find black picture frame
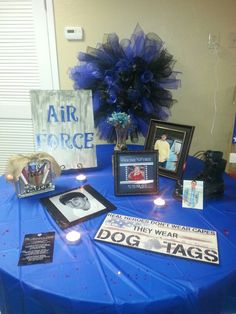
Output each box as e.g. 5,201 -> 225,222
144,119 -> 195,180
114,150 -> 158,196
41,185 -> 116,229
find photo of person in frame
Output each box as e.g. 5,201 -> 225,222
47,188 -> 107,223
41,185 -> 116,229
115,151 -> 158,195
128,165 -> 145,181
153,128 -> 184,172
154,133 -> 170,168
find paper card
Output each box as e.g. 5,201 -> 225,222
182,180 -> 204,210
95,213 -> 219,264
18,232 -> 55,266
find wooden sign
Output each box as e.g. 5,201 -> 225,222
95,213 -> 219,264
31,90 -> 97,169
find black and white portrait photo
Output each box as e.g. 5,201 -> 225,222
41,185 -> 116,229
50,188 -> 105,222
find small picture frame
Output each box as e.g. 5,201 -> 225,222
114,150 -> 158,196
144,119 -> 195,179
13,160 -> 55,198
41,185 -> 116,229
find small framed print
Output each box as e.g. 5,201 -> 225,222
41,185 -> 116,229
144,119 -> 195,180
114,150 -> 158,196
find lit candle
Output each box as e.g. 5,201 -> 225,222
6,174 -> 14,182
154,197 -> 166,207
65,230 -> 81,244
76,174 -> 87,183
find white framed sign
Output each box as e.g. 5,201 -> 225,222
95,213 -> 219,264
31,90 -> 97,169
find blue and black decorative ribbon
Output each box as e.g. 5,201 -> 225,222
70,24 -> 181,142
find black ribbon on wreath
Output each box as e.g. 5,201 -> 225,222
70,24 -> 181,142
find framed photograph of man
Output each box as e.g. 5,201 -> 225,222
144,119 -> 195,179
114,150 -> 159,195
41,185 -> 116,229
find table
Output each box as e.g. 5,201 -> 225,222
1,144 -> 236,314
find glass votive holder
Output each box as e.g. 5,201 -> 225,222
153,197 -> 166,208
65,230 -> 81,245
76,174 -> 87,184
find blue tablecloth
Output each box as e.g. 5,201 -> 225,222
1,144 -> 236,314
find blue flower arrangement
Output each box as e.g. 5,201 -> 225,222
70,24 -> 180,142
107,112 -> 131,129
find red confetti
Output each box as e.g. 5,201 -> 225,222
223,229 -> 229,236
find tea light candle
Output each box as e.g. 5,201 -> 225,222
76,174 -> 87,183
6,174 -> 14,182
65,231 -> 81,244
154,197 -> 166,207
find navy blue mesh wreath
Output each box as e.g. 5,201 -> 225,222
70,24 -> 181,142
